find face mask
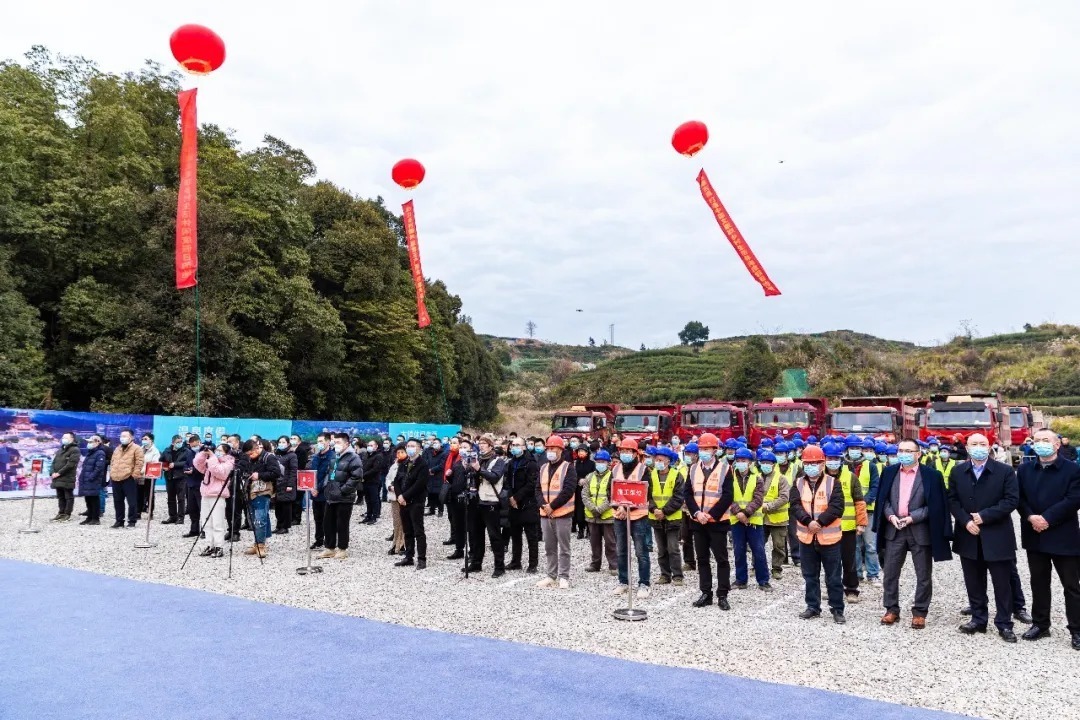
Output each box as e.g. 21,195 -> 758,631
725,451 -> 735,459
863,453 -> 876,462
619,453 -> 634,464
759,463 -> 774,474
1033,442 -> 1055,458
336,443 -> 350,454
141,439 -> 151,448
546,451 -> 558,463
62,438 -> 73,446
825,459 -> 842,471
278,443 -> 288,451
533,446 -> 545,454
316,442 -> 326,451
173,442 -> 182,450
939,451 -> 950,460
847,449 -> 862,461
789,452 -> 797,461
383,444 -> 390,450
120,437 -> 130,446
290,439 -> 299,447
595,462 -> 609,473
215,451 -> 225,459
406,447 -> 418,458
898,452 -> 916,467
968,446 -> 989,461
804,464 -> 822,478
698,451 -> 714,463
204,437 -> 213,444
88,441 -> 99,449
929,446 -> 939,454
644,457 -> 654,467
655,462 -> 668,472
526,444 -> 534,451
367,445 -> 377,453
569,441 -> 579,449
432,444 -> 442,452
671,439 -> 680,447
734,461 -> 749,473
887,456 -> 900,465
510,446 -> 523,457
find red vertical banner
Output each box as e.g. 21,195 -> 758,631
176,88 -> 199,290
697,169 -> 781,297
402,200 -> 432,328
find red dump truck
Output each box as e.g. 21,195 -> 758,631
920,393 -> 1011,450
827,397 -> 929,444
749,397 -> 828,446
614,404 -> 680,446
551,404 -> 618,444
678,400 -> 750,443
1004,403 -> 1046,462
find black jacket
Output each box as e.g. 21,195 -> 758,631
684,460 -> 735,523
1017,456 -> 1080,556
363,450 -> 386,484
249,451 -> 283,494
395,457 -> 428,505
505,453 -> 539,516
275,449 -> 298,502
294,442 -> 312,473
948,459 -> 1019,562
327,449 -> 363,505
161,446 -> 192,481
789,473 -> 846,532
1059,444 -> 1078,462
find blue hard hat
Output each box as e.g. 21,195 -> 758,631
927,436 -> 939,445
917,440 -> 928,448
885,444 -> 898,455
760,438 -> 774,447
757,450 -> 776,463
823,442 -> 844,457
737,436 -> 747,444
807,435 -> 818,444
734,447 -> 753,460
874,441 -> 889,454
775,441 -> 791,453
792,432 -> 803,441
684,442 -> 699,454
861,437 -> 876,450
594,449 -> 611,462
644,445 -> 658,456
724,439 -> 739,450
844,434 -> 861,448
793,439 -> 806,448
657,447 -> 679,462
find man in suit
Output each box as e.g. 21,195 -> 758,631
874,438 -> 953,629
949,433 -> 1021,642
1017,429 -> 1080,649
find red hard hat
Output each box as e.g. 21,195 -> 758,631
545,435 -> 565,449
801,445 -> 825,462
618,438 -> 639,451
697,433 -> 720,449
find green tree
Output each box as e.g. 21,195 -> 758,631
678,320 -> 710,348
729,336 -> 780,399
0,250 -> 50,406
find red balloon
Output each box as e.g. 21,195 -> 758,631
672,120 -> 708,157
170,24 -> 226,75
392,159 -> 426,190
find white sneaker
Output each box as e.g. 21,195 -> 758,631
334,549 -> 348,560
612,584 -> 629,596
536,577 -> 556,588
317,549 -> 337,559
636,585 -> 651,600
558,578 -> 570,590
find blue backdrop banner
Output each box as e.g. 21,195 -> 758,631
151,417 -> 293,447
290,420 -> 389,443
388,423 -> 462,442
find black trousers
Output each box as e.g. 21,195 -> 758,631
185,485 -> 201,533
312,500 -> 326,543
55,487 -> 74,515
402,501 -> 427,561
324,502 -> 353,550
691,522 -> 731,597
363,481 -> 382,520
449,498 -> 467,551
292,496 -> 303,525
468,504 -> 505,568
1028,550 -> 1080,633
166,477 -> 186,521
508,509 -> 539,569
571,486 -> 585,532
841,529 -> 860,596
112,478 -> 139,524
84,494 -> 101,520
961,551 -> 1015,631
680,516 -> 695,566
787,522 -> 801,563
274,499 -> 292,531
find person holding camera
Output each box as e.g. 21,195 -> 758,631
317,433 -> 363,560
468,434 -> 509,578
192,443 -> 235,558
445,439 -> 473,562
241,439 -> 281,558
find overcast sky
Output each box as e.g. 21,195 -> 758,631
7,2 -> 1079,349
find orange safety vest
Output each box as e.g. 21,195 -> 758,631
690,461 -> 725,523
613,462 -> 649,521
794,476 -> 842,546
540,461 -> 573,518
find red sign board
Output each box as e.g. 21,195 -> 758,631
297,470 -> 316,492
31,459 -> 43,474
144,462 -> 163,479
611,480 -> 648,508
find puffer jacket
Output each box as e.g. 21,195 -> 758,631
50,444 -> 81,489
274,449 -> 298,502
76,447 -> 107,496
194,452 -> 234,499
326,449 -> 363,504
109,442 -> 144,482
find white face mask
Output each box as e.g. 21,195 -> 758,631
546,450 -> 558,463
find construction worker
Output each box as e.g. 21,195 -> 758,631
685,433 -> 735,609
723,439 -> 738,463
680,442 -> 699,572
872,441 -> 889,477
536,435 -> 578,590
934,444 -> 957,488
791,445 -> 847,623
806,435 -> 819,449
845,436 -> 880,588
727,447 -> 772,591
922,436 -> 940,465
612,439 -> 652,600
649,447 -> 686,586
581,449 -> 617,575
884,444 -> 900,466
758,449 -> 791,581
824,441 -> 868,603
776,441 -> 800,568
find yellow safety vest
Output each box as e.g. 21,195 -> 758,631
584,470 -> 613,521
649,467 -> 683,521
837,469 -> 856,532
844,462 -> 874,512
935,458 -> 956,489
761,464 -> 792,525
731,472 -> 763,525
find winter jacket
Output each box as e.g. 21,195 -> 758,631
274,449 -> 298,502
395,457 -> 429,506
76,447 -> 107,496
363,450 -> 386,485
139,445 -> 161,485
326,449 -> 363,504
293,441 -> 312,474
248,451 -> 282,499
161,446 -> 192,480
425,447 -> 450,494
475,455 -> 507,506
50,444 -> 81,490
194,452 -> 234,499
109,442 -> 144,482
505,453 -> 539,518
308,447 -> 336,499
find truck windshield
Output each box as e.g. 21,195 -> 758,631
553,415 -> 593,432
831,411 -> 893,432
616,415 -> 659,432
755,410 -> 809,427
927,410 -> 992,427
682,410 -> 732,427
1008,409 -> 1026,428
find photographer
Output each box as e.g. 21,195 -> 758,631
445,441 -> 472,562
469,434 -> 508,578
242,439 -> 281,558
192,443 -> 235,558
317,433 -> 363,560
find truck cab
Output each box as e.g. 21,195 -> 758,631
615,405 -> 677,445
679,400 -> 748,443
922,394 -> 1009,451
750,397 -> 827,446
551,404 -> 617,444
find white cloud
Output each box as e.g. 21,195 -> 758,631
5,1 -> 1079,349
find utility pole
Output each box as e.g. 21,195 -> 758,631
609,324 -> 615,347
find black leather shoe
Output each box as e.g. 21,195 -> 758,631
182,530 -> 198,538
999,628 -> 1018,643
692,593 -> 713,608
958,620 -> 987,634
1071,632 -> 1080,650
1022,626 -> 1050,641
1013,609 -> 1033,624
111,521 -> 124,529
394,558 -> 414,567
310,541 -> 323,550
716,596 -> 731,611
492,567 -> 505,578
160,517 -> 176,525
446,551 -> 464,560
505,562 -> 523,571
442,539 -> 457,546
463,563 -> 482,573
525,566 -> 538,574
832,611 -> 847,625
799,609 -> 821,620
733,582 -> 748,590
960,606 -> 973,616
585,566 -> 601,573
416,560 -> 427,570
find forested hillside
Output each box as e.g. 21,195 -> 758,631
0,48 -> 500,424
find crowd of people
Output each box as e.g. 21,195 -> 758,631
41,424 -> 1080,648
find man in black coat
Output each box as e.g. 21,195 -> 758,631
949,433 -> 1021,642
394,439 -> 430,569
361,439 -> 387,525
873,439 -> 952,629
504,437 -> 540,572
1017,430 -> 1080,649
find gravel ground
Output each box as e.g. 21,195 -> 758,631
3,496 -> 1078,719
